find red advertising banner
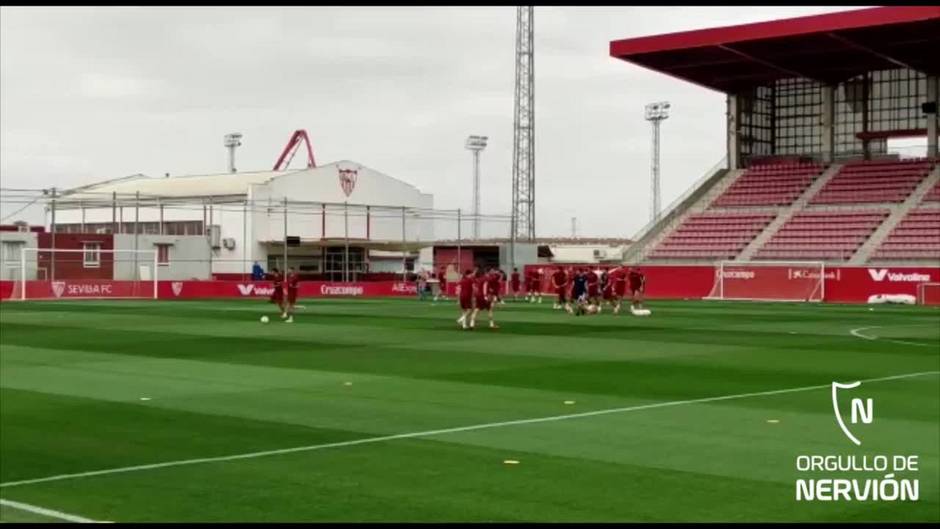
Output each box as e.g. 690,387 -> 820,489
0,280 -> 418,301
1,266 -> 937,304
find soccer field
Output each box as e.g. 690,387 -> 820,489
0,298 -> 938,522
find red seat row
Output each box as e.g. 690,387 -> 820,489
649,212 -> 776,260
810,160 -> 936,205
754,209 -> 889,261
713,164 -> 824,208
871,209 -> 940,261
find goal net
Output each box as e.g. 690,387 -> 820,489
11,248 -> 158,300
705,260 -> 825,302
917,282 -> 940,306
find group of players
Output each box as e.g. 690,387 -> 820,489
454,265 -> 647,330
262,264 -> 644,327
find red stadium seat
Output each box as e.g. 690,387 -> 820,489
870,209 -> 940,261
648,211 -> 776,260
809,160 -> 935,205
754,209 -> 890,262
712,163 -> 825,208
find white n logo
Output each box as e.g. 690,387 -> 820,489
851,398 -> 873,424
832,381 -> 874,446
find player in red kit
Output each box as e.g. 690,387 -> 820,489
470,268 -> 498,329
609,266 -> 627,314
436,266 -> 448,301
269,267 -> 284,315
456,269 -> 475,329
486,268 -> 502,306
528,268 -> 544,303
551,267 -> 570,313
509,268 -> 521,301
283,267 -> 300,323
586,268 -> 601,312
628,266 -> 647,311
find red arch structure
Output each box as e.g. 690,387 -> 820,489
273,129 -> 317,171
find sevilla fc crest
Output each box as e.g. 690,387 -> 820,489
171,282 -> 184,297
338,167 -> 358,197
52,281 -> 66,298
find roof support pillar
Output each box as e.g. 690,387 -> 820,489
727,94 -> 742,169
821,84 -> 835,163
927,75 -> 938,159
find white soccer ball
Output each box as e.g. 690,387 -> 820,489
260,315 -> 270,323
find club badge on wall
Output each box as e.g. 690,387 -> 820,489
338,167 -> 359,197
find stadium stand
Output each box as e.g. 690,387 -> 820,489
810,159 -> 934,205
647,211 -> 776,260
755,210 -> 890,261
712,163 -> 825,208
870,208 -> 940,261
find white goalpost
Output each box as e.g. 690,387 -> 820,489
13,248 -> 159,301
705,260 -> 826,302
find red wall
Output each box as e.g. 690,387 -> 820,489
2,265 -> 937,304
36,233 -> 114,280
0,280 -> 418,300
522,264 -> 939,303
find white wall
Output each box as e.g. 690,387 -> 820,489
0,231 -> 39,280
114,234 -> 211,280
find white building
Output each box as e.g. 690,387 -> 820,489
50,161 -> 434,280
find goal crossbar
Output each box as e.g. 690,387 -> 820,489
705,260 -> 826,303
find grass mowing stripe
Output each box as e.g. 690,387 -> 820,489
2,370 -> 936,490
0,498 -> 104,523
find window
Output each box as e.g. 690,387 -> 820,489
83,242 -> 101,268
2,241 -> 23,262
156,244 -> 170,266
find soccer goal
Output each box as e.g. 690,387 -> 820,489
705,260 -> 825,302
11,248 -> 159,300
917,282 -> 940,306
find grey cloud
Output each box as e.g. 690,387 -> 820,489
1,6 -> 861,237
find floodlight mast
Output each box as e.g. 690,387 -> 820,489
465,135 -> 488,239
644,101 -> 670,222
224,133 -> 242,174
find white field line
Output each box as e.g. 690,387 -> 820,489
1,370 -> 937,490
0,498 -> 108,523
850,325 -> 937,348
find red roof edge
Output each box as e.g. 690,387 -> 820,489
609,6 -> 940,58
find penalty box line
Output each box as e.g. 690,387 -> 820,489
1,370 -> 937,490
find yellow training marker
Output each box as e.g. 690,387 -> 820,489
344,382 -> 353,386
766,419 -> 780,424
503,460 -> 520,465
564,400 -> 576,405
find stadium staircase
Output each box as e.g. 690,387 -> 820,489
850,165 -> 940,264
736,164 -> 842,261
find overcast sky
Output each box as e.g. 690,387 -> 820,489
1,6 -> 863,237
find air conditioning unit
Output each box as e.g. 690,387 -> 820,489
222,238 -> 236,250
208,225 -> 221,249
593,249 -> 607,259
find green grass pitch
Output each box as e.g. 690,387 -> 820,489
0,298 -> 938,522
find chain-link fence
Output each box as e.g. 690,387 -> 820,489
0,187 -> 520,283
